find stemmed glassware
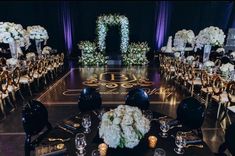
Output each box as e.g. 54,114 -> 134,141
159,118 -> 170,138
174,131 -> 187,154
75,133 -> 87,156
82,114 -> 91,133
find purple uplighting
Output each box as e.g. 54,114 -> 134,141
61,1 -> 73,54
155,1 -> 170,50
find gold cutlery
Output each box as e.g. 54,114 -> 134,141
58,125 -> 74,135
185,144 -> 204,148
48,138 -> 70,142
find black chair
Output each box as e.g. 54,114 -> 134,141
125,88 -> 150,110
176,97 -> 205,138
22,100 -> 52,156
78,87 -> 102,112
218,123 -> 235,156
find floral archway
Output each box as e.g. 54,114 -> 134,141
78,14 -> 150,66
96,14 -> 129,53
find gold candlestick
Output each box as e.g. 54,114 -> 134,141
148,136 -> 157,148
98,143 -> 108,156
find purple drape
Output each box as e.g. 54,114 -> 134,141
61,1 -> 73,54
155,1 -> 170,50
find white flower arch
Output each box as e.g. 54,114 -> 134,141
96,14 -> 129,53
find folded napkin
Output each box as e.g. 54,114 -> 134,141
184,131 -> 202,144
35,143 -> 67,156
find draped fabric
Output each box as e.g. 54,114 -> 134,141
60,1 -> 73,55
155,1 -> 171,50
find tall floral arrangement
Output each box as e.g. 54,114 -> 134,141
99,105 -> 150,148
173,29 -> 195,50
0,22 -> 30,49
122,42 -> 150,66
96,14 -> 129,53
194,26 -> 225,51
78,41 -> 108,66
27,25 -> 49,44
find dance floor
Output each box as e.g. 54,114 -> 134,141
38,67 -> 182,105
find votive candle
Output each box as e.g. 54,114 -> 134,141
98,143 -> 108,156
148,136 -> 157,148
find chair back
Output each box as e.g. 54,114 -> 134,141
177,97 -> 205,129
78,87 -> 102,112
125,88 -> 149,110
227,81 -> 235,104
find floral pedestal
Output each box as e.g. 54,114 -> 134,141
35,40 -> 42,56
203,44 -> 211,63
9,41 -> 18,59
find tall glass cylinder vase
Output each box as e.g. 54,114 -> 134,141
203,44 -> 211,63
35,40 -> 42,56
9,41 -> 18,59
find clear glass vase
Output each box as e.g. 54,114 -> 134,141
9,41 -> 18,59
203,44 -> 211,62
35,40 -> 42,56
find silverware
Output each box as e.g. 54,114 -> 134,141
58,125 -> 74,135
92,110 -> 98,116
48,138 -> 70,142
170,124 -> 182,129
185,144 -> 204,148
151,116 -> 168,121
64,124 -> 77,130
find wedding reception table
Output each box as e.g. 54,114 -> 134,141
37,108 -> 214,156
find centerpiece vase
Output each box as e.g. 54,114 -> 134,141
35,40 -> 42,56
203,44 -> 211,63
9,41 -> 18,59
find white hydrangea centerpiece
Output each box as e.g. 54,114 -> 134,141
99,105 -> 150,148
194,26 -> 225,51
27,25 -> 49,44
220,63 -> 234,78
0,22 -> 30,49
173,29 -> 195,51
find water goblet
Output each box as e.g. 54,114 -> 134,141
159,118 -> 170,138
174,131 -> 187,154
75,133 -> 87,156
143,110 -> 153,121
91,149 -> 100,156
154,148 -> 166,156
82,114 -> 91,133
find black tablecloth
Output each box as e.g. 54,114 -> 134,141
39,109 -> 214,156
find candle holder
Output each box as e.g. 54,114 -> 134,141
148,136 -> 157,148
98,143 -> 108,156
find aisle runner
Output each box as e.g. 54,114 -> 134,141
38,67 -> 180,105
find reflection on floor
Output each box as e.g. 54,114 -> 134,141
0,65 -> 234,155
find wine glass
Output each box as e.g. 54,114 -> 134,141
154,148 -> 166,156
82,114 -> 91,133
91,149 -> 100,156
143,110 -> 153,121
174,131 -> 187,154
75,133 -> 87,156
159,118 -> 170,138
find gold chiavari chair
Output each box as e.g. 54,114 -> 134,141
59,53 -> 65,72
187,65 -> 202,96
224,81 -> 235,124
33,60 -> 44,89
7,67 -> 23,103
200,70 -> 214,108
0,70 -> 15,120
19,61 -> 35,96
211,75 -> 229,119
47,58 -> 55,81
174,60 -> 184,85
53,54 -> 60,76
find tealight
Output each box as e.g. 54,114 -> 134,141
148,136 -> 157,148
98,143 -> 108,156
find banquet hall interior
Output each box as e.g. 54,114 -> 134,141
0,1 -> 235,156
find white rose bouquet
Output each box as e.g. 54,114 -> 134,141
27,25 -> 49,44
26,52 -> 36,60
0,22 -> 30,49
220,63 -> 234,73
194,26 -> 225,51
173,29 -> 195,50
203,61 -> 215,67
42,46 -> 52,55
99,105 -> 150,148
